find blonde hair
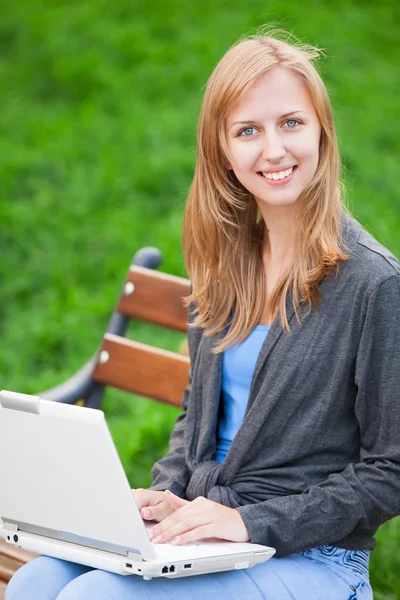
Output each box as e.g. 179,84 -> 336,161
182,27 -> 349,353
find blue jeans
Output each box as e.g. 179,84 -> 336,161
6,546 -> 373,599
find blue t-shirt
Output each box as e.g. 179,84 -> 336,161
216,324 -> 270,463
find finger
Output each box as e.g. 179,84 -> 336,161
132,489 -> 165,510
132,488 -> 153,509
164,490 -> 188,510
171,524 -> 214,545
150,503 -> 194,538
151,516 -> 206,544
141,501 -> 175,522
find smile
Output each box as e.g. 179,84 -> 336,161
257,166 -> 297,186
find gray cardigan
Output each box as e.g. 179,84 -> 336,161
151,213 -> 400,557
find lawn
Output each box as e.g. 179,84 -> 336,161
0,0 -> 399,597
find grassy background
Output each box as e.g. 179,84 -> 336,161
1,0 -> 399,597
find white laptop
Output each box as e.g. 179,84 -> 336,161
0,390 -> 275,579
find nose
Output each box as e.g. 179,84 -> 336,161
261,129 -> 286,163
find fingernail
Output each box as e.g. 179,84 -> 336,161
142,508 -> 150,518
152,535 -> 162,544
148,530 -> 155,540
171,536 -> 181,546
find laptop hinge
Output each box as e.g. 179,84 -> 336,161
0,391 -> 40,414
3,519 -> 144,559
127,550 -> 143,562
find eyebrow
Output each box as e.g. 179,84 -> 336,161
230,111 -> 306,128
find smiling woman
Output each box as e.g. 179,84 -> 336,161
226,69 -> 320,206
6,26 -> 400,600
184,33 -> 347,337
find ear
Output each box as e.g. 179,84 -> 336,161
220,134 -> 232,170
224,154 -> 232,170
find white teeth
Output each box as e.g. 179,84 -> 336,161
262,167 -> 294,180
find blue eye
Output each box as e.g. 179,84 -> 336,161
239,127 -> 256,137
285,119 -> 300,128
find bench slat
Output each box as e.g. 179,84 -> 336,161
0,540 -> 37,592
0,580 -> 8,600
0,542 -> 36,564
117,266 -> 190,332
0,556 -> 25,583
92,334 -> 190,407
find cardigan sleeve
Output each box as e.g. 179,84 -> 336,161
149,370 -> 191,496
150,303 -> 202,497
236,274 -> 400,557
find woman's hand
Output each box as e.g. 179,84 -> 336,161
148,490 -> 250,545
132,488 -> 177,522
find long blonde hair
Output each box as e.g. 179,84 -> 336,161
182,28 -> 349,353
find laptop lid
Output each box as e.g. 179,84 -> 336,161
0,390 -> 156,561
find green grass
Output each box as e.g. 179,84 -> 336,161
0,1 -> 399,597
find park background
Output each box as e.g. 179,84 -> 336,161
1,0 -> 399,597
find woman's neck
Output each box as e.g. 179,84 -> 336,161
259,202 -> 298,263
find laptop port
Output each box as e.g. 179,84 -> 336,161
169,565 -> 175,573
183,563 -> 192,570
162,566 -> 169,574
125,563 -> 132,569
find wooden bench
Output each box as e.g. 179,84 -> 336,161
0,248 -> 191,598
0,543 -> 38,598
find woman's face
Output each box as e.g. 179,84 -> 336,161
225,67 -> 321,209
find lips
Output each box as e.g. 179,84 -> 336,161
257,165 -> 297,185
258,166 -> 297,179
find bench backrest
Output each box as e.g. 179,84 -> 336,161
91,265 -> 191,408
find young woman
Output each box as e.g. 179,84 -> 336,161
7,29 -> 400,600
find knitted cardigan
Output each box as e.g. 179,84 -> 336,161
151,214 -> 400,557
